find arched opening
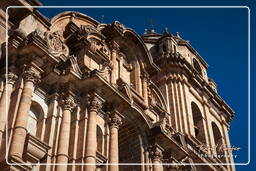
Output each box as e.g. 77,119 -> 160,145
193,58 -> 202,76
27,101 -> 44,139
97,125 -> 103,154
130,60 -> 141,94
118,119 -> 141,171
211,122 -> 226,161
191,102 -> 206,144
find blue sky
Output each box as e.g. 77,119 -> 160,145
36,0 -> 254,170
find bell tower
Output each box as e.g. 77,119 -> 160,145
143,28 -> 235,170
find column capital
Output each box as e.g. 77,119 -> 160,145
4,72 -> 18,85
149,145 -> 163,161
87,94 -> 102,112
22,68 -> 41,85
60,93 -> 76,112
108,111 -> 122,129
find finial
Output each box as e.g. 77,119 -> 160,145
147,18 -> 155,34
150,28 -> 155,33
144,28 -> 148,34
163,27 -> 169,36
176,32 -> 180,38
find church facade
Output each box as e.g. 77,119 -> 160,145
0,0 -> 236,170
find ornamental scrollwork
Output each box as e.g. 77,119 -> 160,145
45,31 -> 69,60
113,21 -> 125,33
80,25 -> 98,35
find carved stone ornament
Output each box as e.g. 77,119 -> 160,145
45,31 -> 69,59
69,55 -> 83,76
149,145 -> 163,161
87,95 -> 101,112
22,69 -> 41,85
109,41 -> 119,52
113,21 -> 125,33
4,72 -> 18,85
108,112 -> 122,129
89,39 -> 110,56
80,25 -> 99,35
60,95 -> 76,112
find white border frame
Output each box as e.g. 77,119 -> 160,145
5,6 -> 250,167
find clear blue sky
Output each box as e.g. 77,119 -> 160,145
36,0 -> 254,170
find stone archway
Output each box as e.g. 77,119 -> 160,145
118,119 -> 142,171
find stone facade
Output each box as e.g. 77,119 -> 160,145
0,0 -> 236,171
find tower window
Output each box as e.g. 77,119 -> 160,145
191,102 -> 206,144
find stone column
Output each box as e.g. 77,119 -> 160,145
0,72 -> 17,149
84,94 -> 101,171
141,72 -> 149,107
110,41 -> 119,85
108,111 -> 122,171
9,68 -> 40,159
150,145 -> 163,171
56,93 -> 76,171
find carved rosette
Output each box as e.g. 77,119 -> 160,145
4,72 -> 18,85
45,31 -> 69,59
60,95 -> 76,112
149,145 -> 163,162
22,69 -> 41,85
87,96 -> 101,113
108,112 -> 122,129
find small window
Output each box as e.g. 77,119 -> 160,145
27,101 -> 44,138
97,125 -> 103,153
191,102 -> 206,143
193,58 -> 202,75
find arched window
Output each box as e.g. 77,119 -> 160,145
97,125 -> 103,153
211,122 -> 225,157
27,101 -> 44,139
130,60 -> 141,94
193,58 -> 202,76
191,102 -> 206,143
